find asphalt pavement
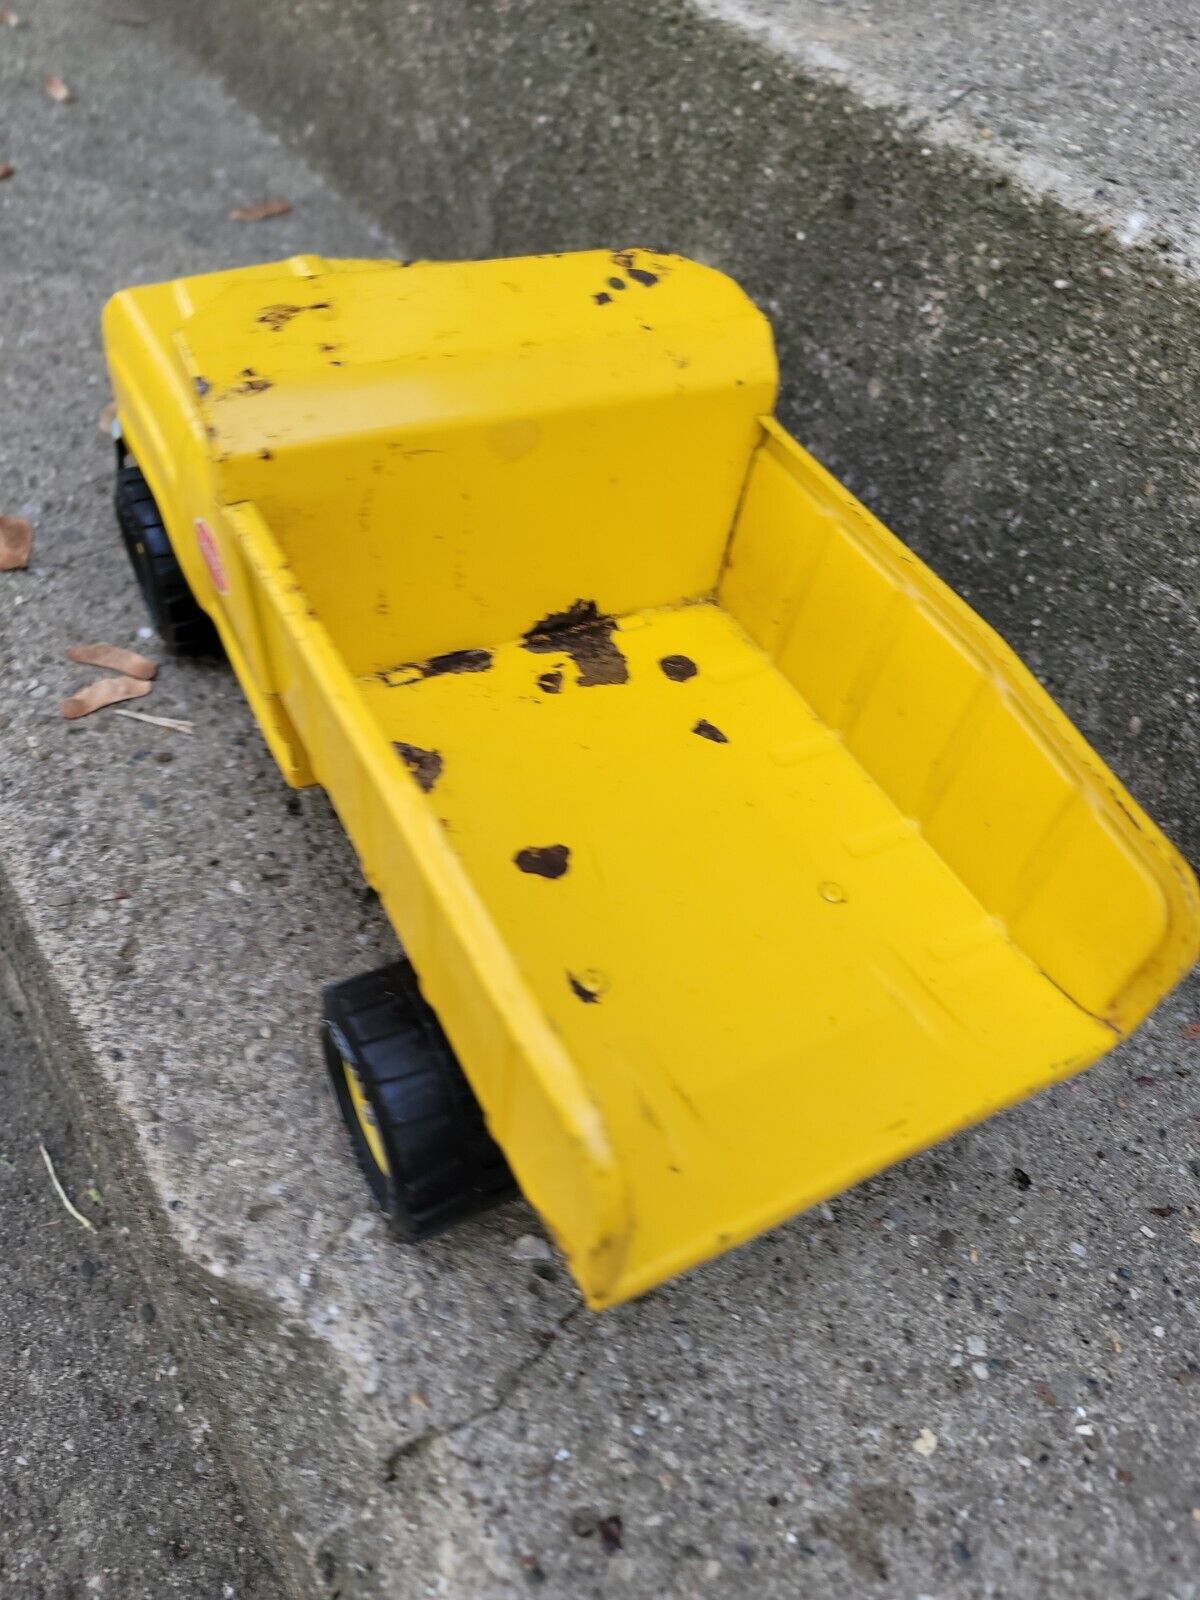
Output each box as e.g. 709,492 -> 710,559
0,966 -> 283,1599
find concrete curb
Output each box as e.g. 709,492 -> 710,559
146,0 -> 1200,867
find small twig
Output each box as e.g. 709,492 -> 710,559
112,708 -> 194,734
38,1142 -> 96,1231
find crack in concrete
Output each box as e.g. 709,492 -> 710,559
383,1304 -> 583,1482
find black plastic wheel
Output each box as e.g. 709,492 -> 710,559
114,458 -> 219,655
322,960 -> 516,1239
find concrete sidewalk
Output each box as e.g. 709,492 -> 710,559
1,4 -> 1198,1599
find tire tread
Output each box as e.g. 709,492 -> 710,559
323,960 -> 516,1239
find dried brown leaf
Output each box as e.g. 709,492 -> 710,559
97,399 -> 117,434
229,197 -> 291,223
44,73 -> 75,103
0,163 -> 14,182
0,513 -> 32,570
60,675 -> 151,720
67,642 -> 158,680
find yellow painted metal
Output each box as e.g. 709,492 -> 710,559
102,251 -> 1200,1309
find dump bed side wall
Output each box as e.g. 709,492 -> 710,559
225,502 -> 633,1303
720,423 -> 1199,1032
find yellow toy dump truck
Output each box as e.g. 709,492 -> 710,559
103,250 -> 1198,1309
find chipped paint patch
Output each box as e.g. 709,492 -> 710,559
393,741 -> 443,793
223,370 -> 274,396
423,648 -> 493,678
386,648 -> 494,685
693,718 -> 728,743
611,250 -> 663,288
523,600 -> 628,687
514,844 -> 571,879
660,654 -> 698,682
256,301 -> 332,331
567,970 -> 606,1003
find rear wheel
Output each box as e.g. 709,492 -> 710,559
114,456 -> 219,655
322,961 -> 516,1239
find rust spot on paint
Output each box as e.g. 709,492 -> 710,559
384,647 -> 494,687
514,844 -> 571,879
693,718 -> 728,743
233,374 -> 273,395
537,669 -> 564,694
523,599 -> 628,687
567,972 -> 602,1004
393,741 -> 443,793
660,654 -> 697,682
423,647 -> 492,678
611,251 -> 660,287
257,301 -> 331,331
258,448 -> 274,461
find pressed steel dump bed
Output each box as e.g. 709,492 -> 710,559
103,252 -> 1199,1306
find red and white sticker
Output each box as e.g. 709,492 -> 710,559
194,518 -> 228,595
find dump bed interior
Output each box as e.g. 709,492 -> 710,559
105,252 -> 1199,1306
356,599 -> 1114,1301
347,426 -> 1193,1304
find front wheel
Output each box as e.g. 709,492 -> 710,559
114,458 -> 219,655
322,961 -> 516,1239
